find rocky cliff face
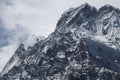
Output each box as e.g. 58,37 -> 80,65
1,3 -> 120,80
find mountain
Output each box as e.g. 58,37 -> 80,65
0,25 -> 29,72
0,35 -> 45,77
1,3 -> 120,80
0,9 -> 45,75
0,44 -> 18,72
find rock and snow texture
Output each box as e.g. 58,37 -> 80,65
22,35 -> 45,50
0,35 -> 45,76
0,26 -> 29,73
1,3 -> 120,80
0,44 -> 18,72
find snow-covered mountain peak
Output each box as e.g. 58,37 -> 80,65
98,4 -> 120,14
55,3 -> 120,46
56,3 -> 97,33
56,3 -> 120,33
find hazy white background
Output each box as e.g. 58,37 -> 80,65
0,0 -> 120,72
0,0 -> 120,37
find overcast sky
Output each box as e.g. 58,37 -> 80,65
0,0 -> 120,37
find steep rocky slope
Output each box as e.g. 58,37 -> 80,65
0,35 -> 45,77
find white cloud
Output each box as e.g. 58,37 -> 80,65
0,0 -> 120,37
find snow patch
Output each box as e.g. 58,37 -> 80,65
94,36 -> 108,42
43,45 -> 49,53
57,52 -> 65,58
23,35 -> 45,50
